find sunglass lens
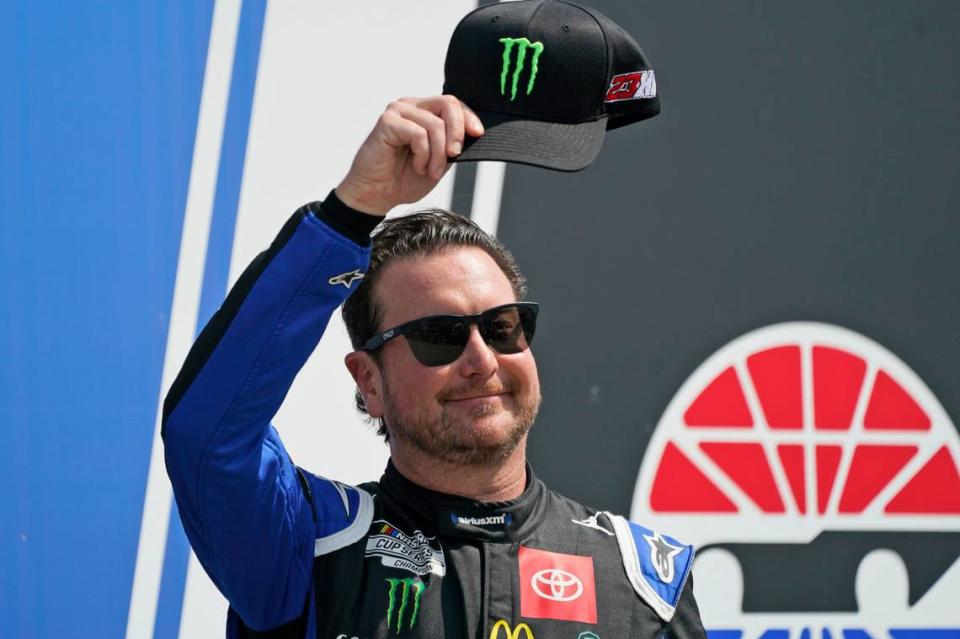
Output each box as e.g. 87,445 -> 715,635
404,317 -> 469,366
481,305 -> 536,354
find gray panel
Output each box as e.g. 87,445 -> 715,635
494,0 -> 960,513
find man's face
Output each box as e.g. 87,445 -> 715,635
370,246 -> 541,465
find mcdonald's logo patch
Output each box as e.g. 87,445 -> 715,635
489,619 -> 535,639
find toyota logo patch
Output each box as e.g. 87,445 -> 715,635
518,547 -> 597,623
531,568 -> 583,602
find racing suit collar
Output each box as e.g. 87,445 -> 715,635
380,459 -> 548,542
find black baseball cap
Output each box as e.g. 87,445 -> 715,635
443,0 -> 660,172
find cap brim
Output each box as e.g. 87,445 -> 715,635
452,112 -> 608,172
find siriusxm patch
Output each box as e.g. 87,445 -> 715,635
365,520 -> 446,577
450,512 -> 513,527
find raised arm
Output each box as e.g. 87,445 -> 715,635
161,96 -> 481,630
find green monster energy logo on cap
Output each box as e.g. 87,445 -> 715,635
385,577 -> 425,632
498,37 -> 545,101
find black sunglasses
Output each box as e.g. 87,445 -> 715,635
360,302 -> 540,367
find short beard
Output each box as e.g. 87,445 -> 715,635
383,378 -> 541,466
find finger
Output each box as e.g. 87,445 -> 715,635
436,95 -> 465,157
460,101 -> 485,138
393,101 -> 449,179
379,108 -> 430,175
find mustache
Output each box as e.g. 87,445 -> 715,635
439,379 -> 518,401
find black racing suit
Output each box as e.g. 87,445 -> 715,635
162,194 -> 708,638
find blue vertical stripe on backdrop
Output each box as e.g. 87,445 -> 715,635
0,3 -> 215,638
153,1 -> 269,636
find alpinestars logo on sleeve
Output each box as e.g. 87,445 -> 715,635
328,269 -> 365,288
498,37 -> 544,101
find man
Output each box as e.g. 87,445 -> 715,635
163,95 -> 707,638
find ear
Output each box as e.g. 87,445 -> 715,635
345,350 -> 384,418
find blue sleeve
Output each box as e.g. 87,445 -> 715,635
162,202 -> 373,630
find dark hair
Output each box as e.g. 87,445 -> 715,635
342,208 -> 528,439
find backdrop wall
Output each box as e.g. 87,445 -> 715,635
2,1 -> 957,638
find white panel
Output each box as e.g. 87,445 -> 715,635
470,161 -> 506,236
180,3 -> 477,636
178,553 -> 228,639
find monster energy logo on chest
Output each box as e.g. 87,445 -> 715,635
385,577 -> 425,632
498,37 -> 544,100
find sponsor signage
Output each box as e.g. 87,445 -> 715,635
518,547 -> 597,624
384,577 -> 425,632
450,512 -> 513,526
489,620 -> 535,639
604,70 -> 656,102
631,323 -> 960,637
498,36 -> 544,101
